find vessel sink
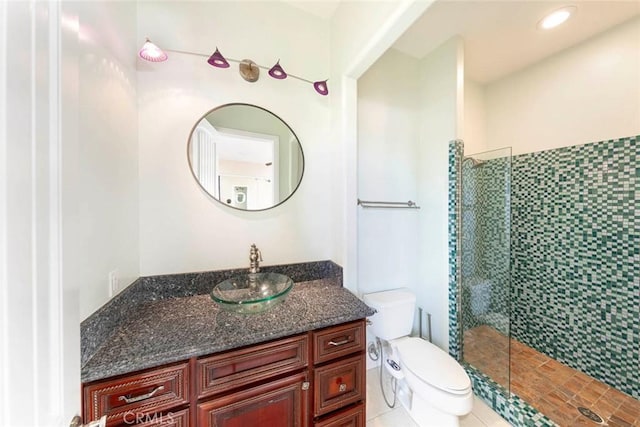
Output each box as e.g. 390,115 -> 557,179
211,272 -> 294,314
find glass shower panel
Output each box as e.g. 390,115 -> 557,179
460,147 -> 512,395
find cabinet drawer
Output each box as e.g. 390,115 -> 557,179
122,408 -> 190,427
313,320 -> 365,364
197,371 -> 310,427
313,354 -> 365,417
83,362 -> 189,427
197,333 -> 309,399
314,403 -> 364,427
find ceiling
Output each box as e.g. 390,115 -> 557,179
279,0 -> 639,83
392,0 -> 640,83
282,0 -> 342,19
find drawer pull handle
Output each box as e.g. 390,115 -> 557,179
118,385 -> 165,404
338,383 -> 347,392
328,337 -> 350,346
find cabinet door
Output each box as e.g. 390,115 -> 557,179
197,372 -> 309,427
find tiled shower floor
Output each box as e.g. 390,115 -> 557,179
464,325 -> 640,427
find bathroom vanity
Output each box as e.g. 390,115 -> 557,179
81,261 -> 373,427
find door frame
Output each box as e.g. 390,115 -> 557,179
0,1 -> 81,425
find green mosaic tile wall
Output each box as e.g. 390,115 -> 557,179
448,140 -> 463,359
451,141 -> 556,426
511,135 -> 639,399
461,157 -> 511,335
451,136 -> 638,423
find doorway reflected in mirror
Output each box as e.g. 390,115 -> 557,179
187,103 -> 304,211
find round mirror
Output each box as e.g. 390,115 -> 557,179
187,103 -> 305,211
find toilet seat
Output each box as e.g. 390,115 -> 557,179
396,337 -> 471,395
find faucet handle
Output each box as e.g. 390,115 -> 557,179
249,244 -> 262,261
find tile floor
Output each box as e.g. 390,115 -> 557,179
366,367 -> 512,427
464,325 -> 640,427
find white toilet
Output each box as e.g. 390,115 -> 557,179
363,288 -> 473,427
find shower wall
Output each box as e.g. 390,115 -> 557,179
511,135 -> 639,399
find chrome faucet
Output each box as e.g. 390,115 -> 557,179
249,244 -> 263,274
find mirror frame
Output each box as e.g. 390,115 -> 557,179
187,103 -> 305,212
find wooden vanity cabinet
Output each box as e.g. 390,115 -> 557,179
311,321 -> 366,427
82,320 -> 366,427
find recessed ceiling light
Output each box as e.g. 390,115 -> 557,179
538,6 -> 577,30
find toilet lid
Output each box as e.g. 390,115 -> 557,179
396,337 -> 471,395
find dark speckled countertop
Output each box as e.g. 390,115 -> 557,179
81,261 -> 374,383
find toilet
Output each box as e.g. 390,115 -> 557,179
363,288 -> 473,427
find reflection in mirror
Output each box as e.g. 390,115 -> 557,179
188,103 -> 304,211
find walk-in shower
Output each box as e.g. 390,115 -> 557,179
451,136 -> 640,426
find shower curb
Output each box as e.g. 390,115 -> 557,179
464,363 -> 558,427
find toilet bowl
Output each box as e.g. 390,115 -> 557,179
363,289 -> 473,427
396,337 -> 473,425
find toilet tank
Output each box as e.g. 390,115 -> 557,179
363,288 -> 416,340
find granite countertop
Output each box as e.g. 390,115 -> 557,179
81,274 -> 374,383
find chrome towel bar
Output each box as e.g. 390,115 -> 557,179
357,199 -> 420,209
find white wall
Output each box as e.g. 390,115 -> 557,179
357,48 -> 420,294
330,0 -> 434,291
416,37 -> 464,350
485,16 -> 640,155
330,1 -> 409,77
71,2 -> 139,320
356,36 -> 463,352
463,78 -> 487,155
137,1 -> 331,275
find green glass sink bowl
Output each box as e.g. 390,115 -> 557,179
211,272 -> 294,314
